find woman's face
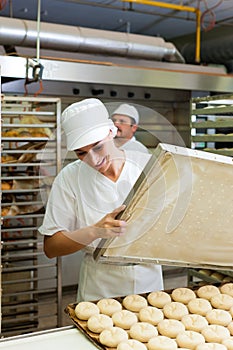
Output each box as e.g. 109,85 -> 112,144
74,132 -> 113,175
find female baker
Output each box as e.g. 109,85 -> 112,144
39,98 -> 163,301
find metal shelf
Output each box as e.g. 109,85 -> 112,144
1,95 -> 62,336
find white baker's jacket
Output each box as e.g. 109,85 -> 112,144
39,150 -> 163,301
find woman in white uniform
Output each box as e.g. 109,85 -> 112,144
39,98 -> 163,301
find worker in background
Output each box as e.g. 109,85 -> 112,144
39,98 -> 163,302
111,103 -> 149,153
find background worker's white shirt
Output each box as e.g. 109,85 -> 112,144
39,150 -> 163,301
119,136 -> 149,154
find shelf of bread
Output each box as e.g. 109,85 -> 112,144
65,283 -> 233,350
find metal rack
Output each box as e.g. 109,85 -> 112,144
191,94 -> 233,155
1,95 -> 62,336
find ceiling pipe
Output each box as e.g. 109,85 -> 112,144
0,16 -> 185,63
122,0 -> 201,64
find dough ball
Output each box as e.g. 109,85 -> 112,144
230,306 -> 233,318
117,339 -> 147,350
188,298 -> 212,316
197,285 -> 220,300
201,324 -> 230,343
99,326 -> 128,347
129,322 -> 158,342
181,314 -> 208,332
87,314 -> 113,333
206,309 -> 232,326
171,287 -> 196,304
163,301 -> 189,320
157,319 -> 185,338
176,330 -> 205,349
147,291 -> 171,308
220,283 -> 233,297
138,306 -> 164,325
196,344 -> 227,350
222,337 -> 233,350
227,322 -> 233,335
147,335 -> 178,350
97,298 -> 122,316
210,293 -> 233,310
74,301 -> 99,320
123,295 -> 148,312
112,310 -> 138,329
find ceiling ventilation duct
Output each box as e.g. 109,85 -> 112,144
0,16 -> 185,63
180,34 -> 233,73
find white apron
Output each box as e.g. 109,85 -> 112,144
77,253 -> 163,302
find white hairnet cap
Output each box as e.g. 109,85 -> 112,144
62,98 -> 116,150
111,104 -> 139,124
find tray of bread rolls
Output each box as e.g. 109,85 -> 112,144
65,283 -> 233,350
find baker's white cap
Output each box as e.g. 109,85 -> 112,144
111,104 -> 139,124
62,98 -> 115,150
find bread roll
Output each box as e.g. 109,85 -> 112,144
112,310 -> 138,329
171,287 -> 196,304
74,301 -> 99,320
87,314 -> 113,333
163,301 -> 189,320
147,291 -> 171,308
138,306 -> 164,325
157,319 -> 185,338
129,322 -> 158,342
196,344 -> 227,350
147,335 -> 178,350
210,293 -> 233,310
123,295 -> 147,312
188,297 -> 212,316
176,330 -> 205,350
197,285 -> 220,300
99,327 -> 128,347
220,283 -> 233,297
181,314 -> 208,332
227,321 -> 233,335
206,309 -> 232,326
97,298 -> 122,316
201,325 -> 230,343
222,337 -> 233,350
117,339 -> 147,350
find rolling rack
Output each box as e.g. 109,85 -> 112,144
1,95 -> 62,337
189,93 -> 233,287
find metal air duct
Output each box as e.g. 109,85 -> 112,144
0,16 -> 185,63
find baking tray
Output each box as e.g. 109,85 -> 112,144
94,143 -> 233,270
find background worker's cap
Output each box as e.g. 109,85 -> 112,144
111,104 -> 139,124
62,98 -> 116,150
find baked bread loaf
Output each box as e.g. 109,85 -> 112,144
176,330 -> 205,349
157,319 -> 185,338
112,310 -> 138,329
210,293 -> 233,310
181,314 -> 208,332
117,339 -> 147,350
147,335 -> 178,350
201,324 -> 230,343
206,309 -> 232,326
123,294 -> 147,312
171,287 -> 196,304
99,327 -> 128,347
129,322 -> 158,342
163,301 -> 188,320
97,298 -> 122,316
147,291 -> 171,308
74,301 -> 99,320
138,306 -> 164,325
197,285 -> 220,300
87,314 -> 113,333
188,297 -> 212,316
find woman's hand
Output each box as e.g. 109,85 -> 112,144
92,204 -> 127,239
